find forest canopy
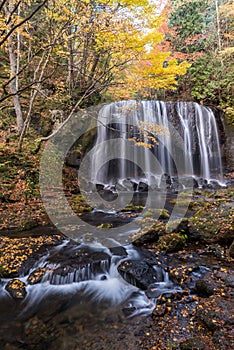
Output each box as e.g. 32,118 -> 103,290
0,0 -> 233,148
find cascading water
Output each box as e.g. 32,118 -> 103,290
91,100 -> 224,189
0,240 -> 176,320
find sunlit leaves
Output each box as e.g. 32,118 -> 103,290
129,120 -> 169,148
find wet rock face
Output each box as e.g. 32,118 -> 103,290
223,121 -> 234,173
5,279 -> 27,299
65,150 -> 82,167
117,260 -> 165,290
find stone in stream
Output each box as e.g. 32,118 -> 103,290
49,252 -> 111,285
27,243 -> 128,286
98,188 -> 118,201
5,279 -> 27,299
109,246 -> 127,257
118,260 -> 164,290
27,268 -> 47,285
138,181 -> 148,192
43,242 -> 112,285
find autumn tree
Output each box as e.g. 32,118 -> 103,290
167,0 -> 234,123
0,0 -> 48,132
1,0 -> 191,149
104,3 -> 190,100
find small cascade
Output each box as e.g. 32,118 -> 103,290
42,258 -> 111,285
90,100 -> 224,189
0,241 -> 176,319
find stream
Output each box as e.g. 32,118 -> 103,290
0,185 -> 233,349
1,223 -> 232,350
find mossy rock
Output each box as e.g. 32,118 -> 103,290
142,208 -> 170,220
158,233 -> 186,252
71,195 -> 93,213
97,223 -> 113,229
20,219 -> 39,231
131,219 -> 166,245
163,218 -> 189,237
72,195 -> 86,204
170,197 -> 198,210
122,204 -> 144,213
190,205 -> 234,244
78,205 -> 92,212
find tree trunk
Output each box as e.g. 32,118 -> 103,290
68,26 -> 74,96
215,0 -> 222,52
4,3 -> 24,133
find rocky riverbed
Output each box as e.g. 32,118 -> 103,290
0,186 -> 233,350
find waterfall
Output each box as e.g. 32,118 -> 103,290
90,100 -> 224,188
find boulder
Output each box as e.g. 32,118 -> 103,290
195,279 -> 215,297
98,188 -> 118,201
45,243 -> 112,284
118,260 -> 164,290
5,279 -> 27,299
138,181 -> 148,192
110,246 -> 127,257
28,268 -> 47,285
158,233 -> 186,252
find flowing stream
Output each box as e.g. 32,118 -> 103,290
0,240 -> 178,321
